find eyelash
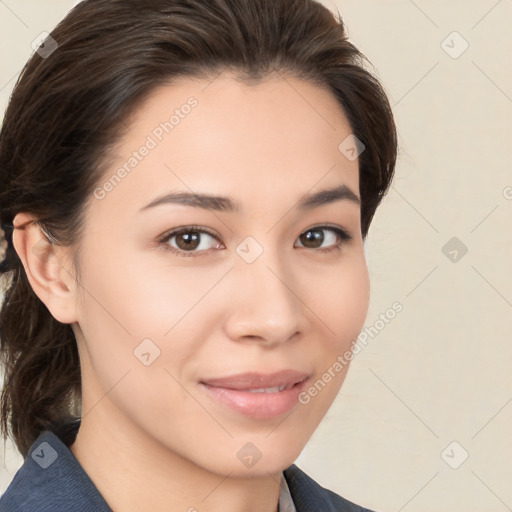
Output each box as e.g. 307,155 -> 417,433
157,224 -> 352,258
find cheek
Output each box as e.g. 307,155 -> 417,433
76,245 -> 369,379
74,251 -> 226,392
72,243 -> 370,475
77,247 -> 213,338
306,253 -> 370,350
297,254 -> 369,399
337,258 -> 370,345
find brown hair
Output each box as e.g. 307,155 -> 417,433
0,0 -> 397,457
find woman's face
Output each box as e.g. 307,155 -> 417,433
71,71 -> 369,476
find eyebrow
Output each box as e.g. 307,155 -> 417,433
138,184 -> 360,214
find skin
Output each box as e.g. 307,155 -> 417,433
13,72 -> 370,512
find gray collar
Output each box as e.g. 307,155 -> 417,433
278,471 -> 297,512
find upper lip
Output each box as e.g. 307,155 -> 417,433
201,370 -> 310,390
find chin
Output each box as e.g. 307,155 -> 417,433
213,459 -> 296,480
203,439 -> 303,479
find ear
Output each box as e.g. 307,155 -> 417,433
12,212 -> 79,324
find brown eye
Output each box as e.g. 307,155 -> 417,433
159,224 -> 351,258
296,226 -> 352,252
160,226 -> 221,256
299,228 -> 326,249
174,231 -> 201,251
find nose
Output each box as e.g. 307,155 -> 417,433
223,251 -> 302,347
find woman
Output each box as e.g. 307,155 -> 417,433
0,0 -> 397,510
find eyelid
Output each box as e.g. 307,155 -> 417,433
307,223 -> 352,240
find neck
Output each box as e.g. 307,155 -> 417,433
69,400 -> 282,512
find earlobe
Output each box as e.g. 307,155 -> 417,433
12,212 -> 79,324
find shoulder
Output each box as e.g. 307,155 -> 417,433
0,426 -> 110,512
283,464 -> 379,512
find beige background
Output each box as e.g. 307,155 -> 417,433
1,1 -> 511,511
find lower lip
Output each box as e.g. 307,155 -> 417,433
199,379 -> 309,420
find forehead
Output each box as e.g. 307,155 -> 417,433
90,71 -> 360,220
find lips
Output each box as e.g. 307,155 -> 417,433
199,369 -> 310,419
200,369 -> 309,391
